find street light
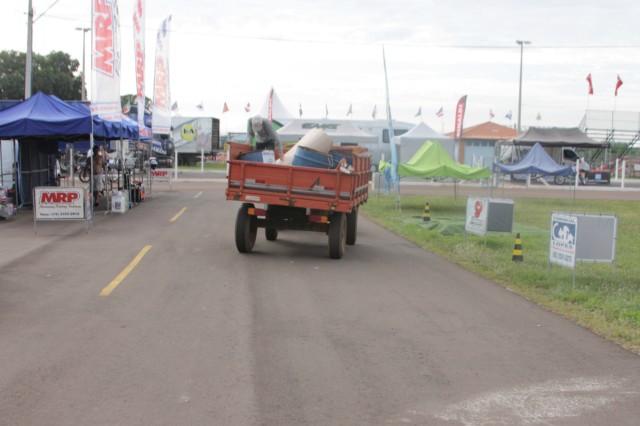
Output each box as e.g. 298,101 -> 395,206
75,27 -> 90,101
516,40 -> 531,134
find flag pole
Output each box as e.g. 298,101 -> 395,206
382,45 -> 400,211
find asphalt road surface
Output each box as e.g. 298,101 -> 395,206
1,182 -> 639,425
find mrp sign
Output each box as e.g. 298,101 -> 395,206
34,187 -> 86,219
151,169 -> 171,184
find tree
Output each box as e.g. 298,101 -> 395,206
0,50 -> 82,100
121,94 -> 152,112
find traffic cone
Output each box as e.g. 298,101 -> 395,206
512,233 -> 523,262
423,201 -> 431,222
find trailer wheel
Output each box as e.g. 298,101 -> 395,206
235,203 -> 257,253
328,212 -> 346,259
346,207 -> 358,246
265,228 -> 278,241
554,176 -> 566,185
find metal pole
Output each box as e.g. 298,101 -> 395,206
516,40 -> 531,134
25,0 -> 34,99
75,27 -> 90,101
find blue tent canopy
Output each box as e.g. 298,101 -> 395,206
0,92 -> 92,140
0,92 -> 149,141
493,143 -> 573,176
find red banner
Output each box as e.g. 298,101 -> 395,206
454,95 -> 467,141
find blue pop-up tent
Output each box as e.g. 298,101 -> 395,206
493,142 -> 573,176
0,92 -> 148,206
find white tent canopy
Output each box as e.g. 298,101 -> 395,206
278,119 -> 378,145
396,121 -> 453,162
258,87 -> 294,120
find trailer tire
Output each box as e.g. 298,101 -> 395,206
554,176 -> 566,185
346,207 -> 358,246
235,203 -> 257,253
328,212 -> 346,259
265,228 -> 278,241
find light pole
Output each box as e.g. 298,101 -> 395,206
516,40 -> 531,134
25,0 -> 34,99
75,27 -> 90,101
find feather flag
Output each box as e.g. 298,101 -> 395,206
615,75 -> 623,96
347,104 -> 353,116
586,73 -> 594,95
435,107 -> 443,118
382,46 -> 398,188
222,102 -> 229,113
325,104 -> 328,118
505,110 -> 512,120
299,102 -> 303,118
372,105 -> 377,119
244,102 -> 251,112
415,107 -> 422,117
489,109 -> 495,119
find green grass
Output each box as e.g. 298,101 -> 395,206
361,194 -> 640,353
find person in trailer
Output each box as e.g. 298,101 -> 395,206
246,115 -> 283,157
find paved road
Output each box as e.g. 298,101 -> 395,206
1,182 -> 639,425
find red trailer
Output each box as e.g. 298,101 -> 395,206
225,143 -> 370,259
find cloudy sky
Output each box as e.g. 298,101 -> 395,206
2,0 -> 639,133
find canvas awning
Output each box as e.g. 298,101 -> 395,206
513,127 -> 607,148
493,143 -> 573,176
381,141 -> 490,180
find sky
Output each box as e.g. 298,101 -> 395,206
2,0 -> 639,134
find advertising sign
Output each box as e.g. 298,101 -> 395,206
465,197 -> 488,236
150,168 -> 171,184
34,187 -> 86,220
549,213 -> 578,268
171,117 -> 214,153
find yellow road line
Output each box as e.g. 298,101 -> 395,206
170,207 -> 187,222
194,191 -> 203,199
100,245 -> 152,297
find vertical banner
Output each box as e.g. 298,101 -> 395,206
454,95 -> 467,162
152,15 -> 172,135
268,88 -> 274,122
133,0 -> 145,133
91,0 -> 121,121
382,47 -> 398,185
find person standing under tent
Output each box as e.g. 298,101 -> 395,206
91,145 -> 106,207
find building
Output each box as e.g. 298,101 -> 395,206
447,121 -> 517,167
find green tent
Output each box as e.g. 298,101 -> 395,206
379,141 -> 490,179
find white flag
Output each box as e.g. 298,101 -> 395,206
152,15 -> 172,135
91,0 -> 121,121
133,0 -> 146,134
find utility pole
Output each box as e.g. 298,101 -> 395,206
25,0 -> 34,99
75,27 -> 91,101
516,40 -> 531,134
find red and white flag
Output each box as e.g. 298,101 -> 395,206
244,102 -> 250,112
586,73 -> 593,95
152,15 -> 172,135
133,0 -> 145,131
91,0 -> 121,121
615,75 -> 623,96
454,95 -> 467,141
223,102 -> 229,113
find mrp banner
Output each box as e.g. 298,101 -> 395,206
152,15 -> 172,135
92,0 -> 121,121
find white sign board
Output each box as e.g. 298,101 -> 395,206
151,169 -> 171,184
34,187 -> 87,220
465,197 -> 489,236
549,213 -> 578,268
